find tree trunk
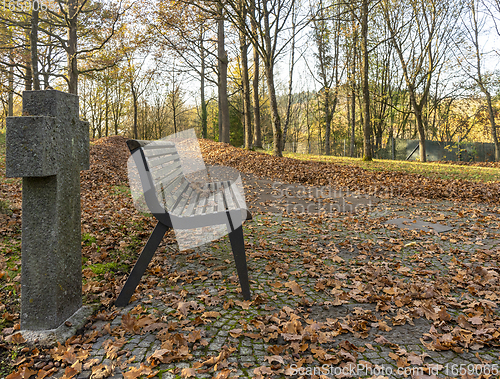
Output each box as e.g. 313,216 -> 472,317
172,87 -> 178,134
264,62 -> 282,157
114,83 -> 121,135
485,91 -> 500,161
282,5 -> 296,152
218,6 -> 230,144
361,0 -> 372,161
30,6 -> 40,90
105,82 -> 109,137
8,54 -> 14,116
349,7 -> 356,158
67,0 -> 78,94
251,0 -> 261,148
252,40 -> 261,148
131,85 -> 138,139
25,28 -> 32,90
200,30 -> 208,139
262,0 -> 282,156
239,3 -> 252,149
324,89 -> 331,155
408,87 -> 427,161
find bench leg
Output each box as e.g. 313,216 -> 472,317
115,222 -> 170,307
228,226 -> 251,300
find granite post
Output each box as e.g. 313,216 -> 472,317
6,90 -> 89,332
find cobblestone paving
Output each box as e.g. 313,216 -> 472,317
67,197 -> 500,379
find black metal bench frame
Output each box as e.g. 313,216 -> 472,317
115,139 -> 251,306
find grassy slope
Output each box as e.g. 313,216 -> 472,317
1,133 -> 497,183
279,151 -> 500,183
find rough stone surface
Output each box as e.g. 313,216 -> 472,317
5,116 -> 58,177
20,305 -> 95,347
5,90 -> 90,331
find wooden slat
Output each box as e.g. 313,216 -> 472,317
203,184 -> 216,215
221,181 -> 236,210
194,191 -> 208,215
160,183 -> 168,210
148,154 -> 180,168
142,143 -> 175,150
215,183 -> 225,212
153,165 -> 183,187
229,181 -> 246,209
165,180 -> 189,211
153,164 -> 183,185
146,149 -> 178,159
171,186 -> 194,215
182,190 -> 200,217
127,139 -> 174,152
156,174 -> 183,196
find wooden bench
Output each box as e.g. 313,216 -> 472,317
115,139 -> 252,306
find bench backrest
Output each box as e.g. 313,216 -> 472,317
128,138 -> 246,219
137,141 -> 197,215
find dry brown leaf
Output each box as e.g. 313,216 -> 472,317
180,367 -> 197,378
202,311 -> 221,318
264,355 -> 285,365
6,333 -> 26,344
468,315 -> 483,325
407,353 -> 423,365
284,281 -> 305,297
121,313 -> 139,334
234,300 -> 252,309
61,364 -> 80,379
6,367 -> 37,379
377,320 -> 393,332
229,328 -> 243,338
437,307 -> 452,322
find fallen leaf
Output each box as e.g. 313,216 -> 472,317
264,355 -> 285,365
284,281 -> 305,296
202,311 -> 221,319
180,367 -> 197,378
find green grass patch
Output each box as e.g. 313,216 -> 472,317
110,185 -> 130,196
281,152 -> 500,183
0,199 -> 12,215
88,262 -> 128,276
0,237 -> 21,282
82,233 -> 97,245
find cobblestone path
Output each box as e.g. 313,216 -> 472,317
67,197 -> 499,379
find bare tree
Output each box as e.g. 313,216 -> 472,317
217,4 -> 230,143
360,0 -> 372,160
309,0 -> 339,155
250,0 -> 261,147
238,0 -> 252,149
381,0 -> 458,162
454,0 -> 499,161
205,0 -> 308,155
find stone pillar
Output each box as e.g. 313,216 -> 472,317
6,90 -> 89,331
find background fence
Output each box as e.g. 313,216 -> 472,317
376,139 -> 496,162
278,139 -> 496,162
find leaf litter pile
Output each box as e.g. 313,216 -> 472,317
0,136 -> 499,379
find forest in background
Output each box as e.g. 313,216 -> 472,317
1,0 -> 500,161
